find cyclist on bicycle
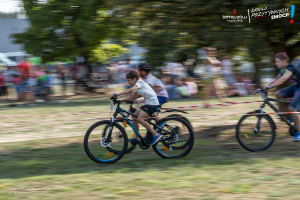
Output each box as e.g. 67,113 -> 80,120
264,52 -> 300,141
111,69 -> 163,146
137,63 -> 169,105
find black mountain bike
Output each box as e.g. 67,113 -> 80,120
106,101 -> 193,154
236,89 -> 296,152
84,98 -> 194,164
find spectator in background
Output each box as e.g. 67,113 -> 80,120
35,65 -> 46,101
221,55 -> 236,86
18,56 -> 31,103
164,76 -> 179,100
176,78 -> 190,99
184,77 -> 198,98
0,71 -> 8,101
26,64 -> 38,106
56,63 -> 68,103
45,71 -> 55,103
241,74 -> 255,94
226,77 -> 248,97
71,63 -> 79,94
202,47 -> 229,106
13,74 -> 22,102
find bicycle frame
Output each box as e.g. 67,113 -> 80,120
107,101 -> 172,145
257,91 -> 295,130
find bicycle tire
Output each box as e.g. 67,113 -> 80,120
163,114 -> 192,149
84,120 -> 128,164
152,117 -> 194,159
236,112 -> 276,152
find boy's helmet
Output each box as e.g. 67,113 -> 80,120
137,63 -> 151,72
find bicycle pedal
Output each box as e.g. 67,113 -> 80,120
164,146 -> 173,151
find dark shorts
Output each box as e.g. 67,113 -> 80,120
157,96 -> 168,105
278,85 -> 300,110
141,105 -> 160,116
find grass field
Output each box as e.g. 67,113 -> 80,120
1,95 -> 299,199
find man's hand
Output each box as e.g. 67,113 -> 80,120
263,86 -> 274,91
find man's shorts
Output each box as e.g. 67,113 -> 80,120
157,96 -> 168,105
141,105 -> 160,116
278,85 -> 300,110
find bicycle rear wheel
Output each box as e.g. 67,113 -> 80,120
164,114 -> 192,150
84,120 -> 128,164
152,117 -> 194,159
236,113 -> 276,152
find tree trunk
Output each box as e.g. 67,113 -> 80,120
253,61 -> 261,88
83,55 -> 92,76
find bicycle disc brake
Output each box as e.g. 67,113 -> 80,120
100,137 -> 111,147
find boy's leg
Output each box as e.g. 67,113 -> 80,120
132,109 -> 142,138
275,86 -> 295,122
136,110 -> 158,137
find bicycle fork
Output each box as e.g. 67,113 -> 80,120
254,106 -> 265,133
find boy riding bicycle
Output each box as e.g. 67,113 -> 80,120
264,52 -> 300,141
129,63 -> 169,121
111,69 -> 163,146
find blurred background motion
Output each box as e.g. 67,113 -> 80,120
1,1 -> 300,199
0,0 -> 299,105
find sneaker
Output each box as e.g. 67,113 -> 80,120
291,132 -> 300,142
128,138 -> 139,145
151,134 -> 163,146
289,115 -> 294,123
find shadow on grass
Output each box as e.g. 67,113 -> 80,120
1,132 -> 299,180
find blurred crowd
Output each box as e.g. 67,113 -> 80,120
0,49 -> 256,106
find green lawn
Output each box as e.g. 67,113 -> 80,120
1,95 -> 299,199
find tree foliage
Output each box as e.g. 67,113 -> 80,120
12,0 -> 129,64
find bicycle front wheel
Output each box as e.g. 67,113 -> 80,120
103,121 -> 136,154
84,120 -> 128,164
152,117 -> 194,159
236,113 -> 276,152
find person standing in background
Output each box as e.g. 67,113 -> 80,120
56,64 -> 68,103
221,55 -> 236,86
18,56 -> 31,104
202,47 -> 229,106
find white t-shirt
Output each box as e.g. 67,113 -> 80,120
144,74 -> 169,98
134,79 -> 159,105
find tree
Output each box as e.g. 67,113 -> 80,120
113,0 -> 299,73
12,0 -> 130,70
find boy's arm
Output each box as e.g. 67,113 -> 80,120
116,85 -> 138,97
120,91 -> 139,102
267,73 -> 282,87
268,71 -> 292,88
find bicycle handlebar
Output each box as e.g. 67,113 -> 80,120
256,89 -> 268,99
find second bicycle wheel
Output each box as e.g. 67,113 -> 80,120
236,113 -> 276,152
84,120 -> 128,164
152,117 -> 194,159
